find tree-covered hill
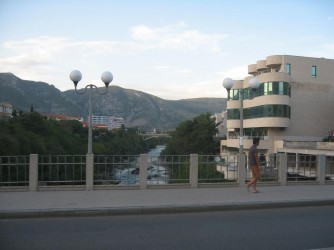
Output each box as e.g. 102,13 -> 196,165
0,112 -> 157,155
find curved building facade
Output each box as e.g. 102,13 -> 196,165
221,55 -> 334,157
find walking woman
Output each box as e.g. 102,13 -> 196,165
246,137 -> 262,193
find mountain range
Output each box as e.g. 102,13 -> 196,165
0,73 -> 226,130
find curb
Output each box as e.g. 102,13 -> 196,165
1,199 -> 334,219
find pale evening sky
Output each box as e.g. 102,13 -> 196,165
0,0 -> 333,100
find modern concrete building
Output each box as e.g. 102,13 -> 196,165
91,115 -> 125,130
221,55 -> 334,159
212,112 -> 225,137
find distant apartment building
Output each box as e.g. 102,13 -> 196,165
212,112 -> 225,137
0,102 -> 13,119
91,115 -> 125,130
221,55 -> 334,158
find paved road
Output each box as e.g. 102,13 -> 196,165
1,205 -> 334,250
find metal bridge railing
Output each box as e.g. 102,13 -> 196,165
326,156 -> 334,182
198,155 -> 238,183
286,154 -> 318,182
94,155 -> 140,185
38,155 -> 86,186
151,155 -> 190,184
0,153 -> 331,191
0,156 -> 29,186
256,154 -> 279,183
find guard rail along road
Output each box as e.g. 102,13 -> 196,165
0,153 -> 333,192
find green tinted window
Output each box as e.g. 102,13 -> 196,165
243,81 -> 290,99
228,89 -> 240,100
227,105 -> 291,120
268,82 -> 273,94
286,63 -> 291,74
312,65 -> 316,78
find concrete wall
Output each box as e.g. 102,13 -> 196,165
282,55 -> 334,138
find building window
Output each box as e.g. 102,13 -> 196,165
227,89 -> 242,100
286,63 -> 291,74
244,128 -> 268,137
312,65 -> 317,78
244,81 -> 290,99
227,105 -> 291,120
268,82 -> 273,94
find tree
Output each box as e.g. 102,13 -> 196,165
0,129 -> 20,155
161,113 -> 222,183
163,113 -> 217,155
12,109 -> 17,117
0,111 -> 160,156
94,127 -> 149,155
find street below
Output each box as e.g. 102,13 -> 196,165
1,205 -> 334,250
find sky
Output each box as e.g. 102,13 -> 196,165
0,0 -> 333,100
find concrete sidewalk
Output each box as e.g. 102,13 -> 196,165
1,185 -> 334,218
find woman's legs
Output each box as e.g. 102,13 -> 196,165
247,166 -> 260,192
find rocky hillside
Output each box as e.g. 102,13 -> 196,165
0,73 -> 226,130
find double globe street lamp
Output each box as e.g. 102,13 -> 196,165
222,77 -> 260,154
70,70 -> 113,154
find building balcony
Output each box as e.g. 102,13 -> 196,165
221,137 -> 271,151
256,71 -> 290,83
266,55 -> 283,68
244,117 -> 289,128
256,60 -> 268,71
284,141 -> 334,151
227,117 -> 289,129
243,95 -> 290,109
248,64 -> 257,75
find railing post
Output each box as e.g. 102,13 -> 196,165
29,154 -> 38,192
317,155 -> 326,185
238,153 -> 246,186
279,154 -> 287,186
190,154 -> 198,188
140,154 -> 148,189
86,153 -> 94,191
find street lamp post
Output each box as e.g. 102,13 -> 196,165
222,77 -> 260,186
70,70 -> 113,154
222,77 -> 260,154
70,70 -> 113,191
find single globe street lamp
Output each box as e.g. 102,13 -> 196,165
222,77 -> 260,154
70,70 -> 113,154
